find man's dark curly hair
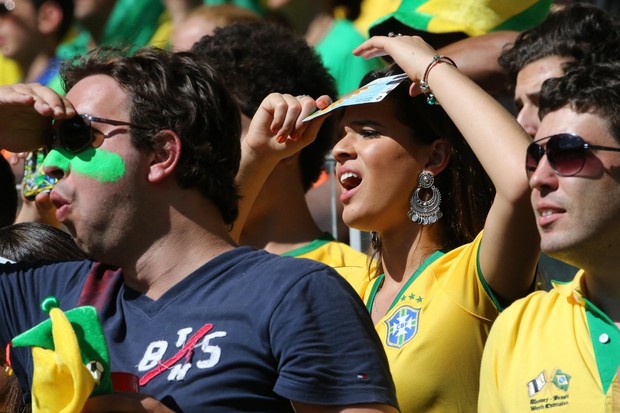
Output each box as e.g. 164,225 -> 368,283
191,21 -> 338,192
60,46 -> 242,225
499,3 -> 620,88
539,61 -> 620,143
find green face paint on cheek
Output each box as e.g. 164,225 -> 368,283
42,147 -> 126,182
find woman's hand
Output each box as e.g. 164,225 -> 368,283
230,92 -> 332,242
353,35 -> 439,85
243,93 -> 332,163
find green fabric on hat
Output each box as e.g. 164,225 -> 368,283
494,0 -> 555,32
11,297 -> 112,396
57,0 -> 165,61
370,0 -> 431,33
317,18 -> 385,96
369,0 -> 553,38
102,0 -> 164,47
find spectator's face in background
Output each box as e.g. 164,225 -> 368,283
73,0 -> 115,23
514,55 -> 569,138
171,14 -> 218,51
0,0 -> 39,60
529,107 -> 620,264
265,0 -> 290,8
43,74 -> 154,262
333,99 -> 438,234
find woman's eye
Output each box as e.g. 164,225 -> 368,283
360,129 -> 380,138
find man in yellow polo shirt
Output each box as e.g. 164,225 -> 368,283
478,62 -> 620,412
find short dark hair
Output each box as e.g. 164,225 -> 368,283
363,65 -> 495,273
191,21 -> 338,191
0,156 -> 17,227
499,3 -> 620,87
61,46 -> 242,225
0,222 -> 88,262
539,61 -> 620,143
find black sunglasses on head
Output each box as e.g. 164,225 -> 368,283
526,133 -> 620,178
52,114 -> 151,154
0,0 -> 15,15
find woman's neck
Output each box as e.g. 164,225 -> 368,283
380,223 -> 444,283
370,225 -> 444,324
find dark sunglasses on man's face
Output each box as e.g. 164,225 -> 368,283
526,133 -> 620,178
0,0 -> 15,15
52,114 -> 151,154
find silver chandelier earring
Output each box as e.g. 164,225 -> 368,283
408,171 -> 443,225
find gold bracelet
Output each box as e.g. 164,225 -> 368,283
418,54 -> 457,105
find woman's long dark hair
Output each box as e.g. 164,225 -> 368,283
364,65 -> 495,276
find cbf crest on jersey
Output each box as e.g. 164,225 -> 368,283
385,306 -> 420,349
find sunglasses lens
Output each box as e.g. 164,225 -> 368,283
547,134 -> 585,176
54,116 -> 92,153
525,143 -> 544,177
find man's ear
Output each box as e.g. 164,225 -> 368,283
424,139 -> 451,176
147,131 -> 181,183
37,1 -> 63,36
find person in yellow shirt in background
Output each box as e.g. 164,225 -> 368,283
495,3 -> 620,290
192,21 -> 372,293
479,59 -> 620,413
0,0 -> 73,90
0,55 -> 19,85
0,0 -> 74,227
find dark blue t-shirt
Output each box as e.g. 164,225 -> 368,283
0,247 -> 397,412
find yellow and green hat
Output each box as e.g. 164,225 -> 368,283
369,0 -> 554,39
9,297 -> 111,413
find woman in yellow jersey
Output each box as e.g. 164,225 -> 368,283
332,35 -> 540,412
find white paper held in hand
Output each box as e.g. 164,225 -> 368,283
303,73 -> 409,122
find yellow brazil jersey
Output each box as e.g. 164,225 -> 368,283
281,232 -> 373,298
479,271 -> 620,412
364,231 -> 501,412
0,55 -> 21,86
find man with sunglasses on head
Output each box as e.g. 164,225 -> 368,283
478,61 -> 620,412
0,47 -> 399,412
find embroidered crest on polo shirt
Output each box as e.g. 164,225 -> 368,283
527,369 -> 571,410
385,306 -> 420,349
